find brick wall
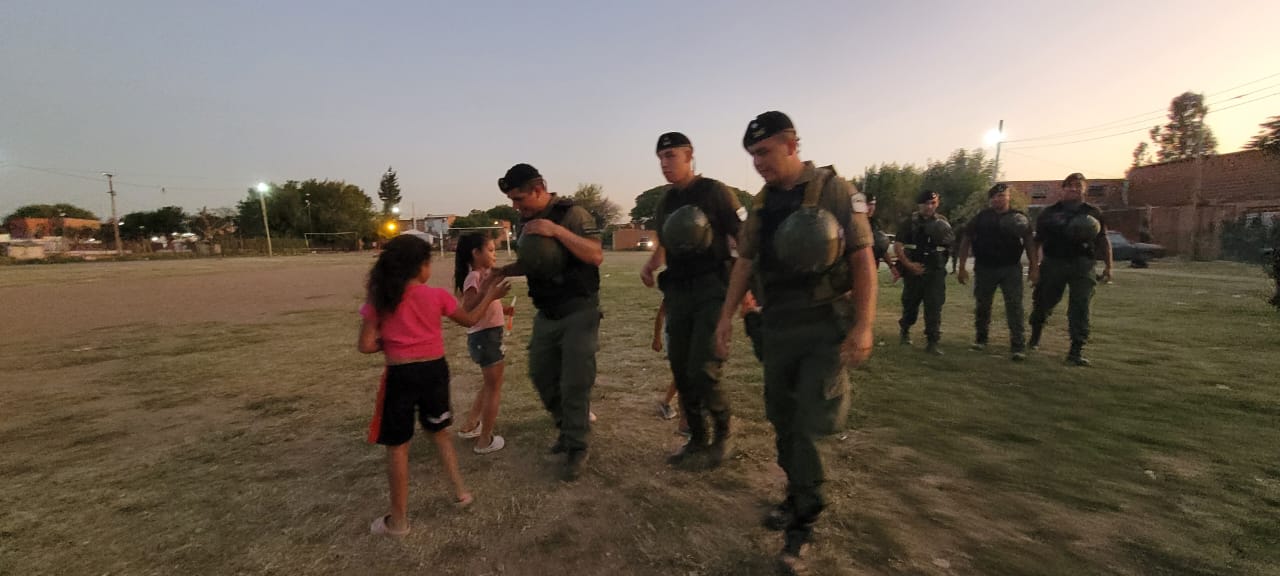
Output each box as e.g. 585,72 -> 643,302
1004,179 -> 1127,209
1127,149 -> 1280,207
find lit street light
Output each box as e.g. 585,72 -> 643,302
256,182 -> 273,257
984,120 -> 1005,184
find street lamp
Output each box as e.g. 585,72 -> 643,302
984,120 -> 1005,184
256,182 -> 273,257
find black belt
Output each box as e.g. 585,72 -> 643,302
538,296 -> 598,320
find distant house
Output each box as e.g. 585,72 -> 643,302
1010,150 -> 1280,258
420,214 -> 456,238
1124,149 -> 1280,257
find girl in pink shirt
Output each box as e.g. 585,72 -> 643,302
453,233 -> 513,454
358,234 -> 509,537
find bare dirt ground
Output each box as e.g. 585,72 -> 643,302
2,252 -> 1277,576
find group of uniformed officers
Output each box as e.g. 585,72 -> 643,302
494,110 -> 1113,574
890,171 -> 1113,366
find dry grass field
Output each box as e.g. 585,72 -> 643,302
1,252 -> 1277,575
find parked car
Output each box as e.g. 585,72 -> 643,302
1105,231 -> 1165,265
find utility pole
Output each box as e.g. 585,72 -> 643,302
256,183 -> 274,257
992,119 -> 1004,184
104,173 -> 123,255
1190,130 -> 1205,260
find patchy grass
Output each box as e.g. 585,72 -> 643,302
0,253 -> 1277,575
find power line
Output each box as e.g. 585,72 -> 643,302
1005,90 -> 1280,150
1003,72 -> 1280,143
1004,81 -> 1280,143
1,162 -> 246,192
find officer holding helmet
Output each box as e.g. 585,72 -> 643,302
1028,172 -> 1113,366
640,131 -> 743,469
956,183 -> 1037,360
894,190 -> 952,355
715,111 -> 877,573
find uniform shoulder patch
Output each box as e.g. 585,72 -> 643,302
852,192 -> 868,214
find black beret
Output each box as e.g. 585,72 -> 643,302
498,163 -> 541,193
987,183 -> 1009,198
656,132 -> 692,153
743,111 -> 795,148
916,190 -> 939,204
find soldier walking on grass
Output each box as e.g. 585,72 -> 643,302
957,183 -> 1037,361
1028,172 -> 1113,366
494,164 -> 603,481
894,190 -> 952,355
640,132 -> 743,469
715,111 -> 877,574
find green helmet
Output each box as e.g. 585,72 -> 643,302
517,233 -> 567,278
999,211 -> 1030,237
924,218 -> 954,246
1066,214 -> 1101,243
662,204 -> 713,257
773,206 -> 841,274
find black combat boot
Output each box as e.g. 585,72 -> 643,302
1028,324 -> 1043,351
667,414 -> 708,468
706,414 -> 734,468
1066,341 -> 1090,366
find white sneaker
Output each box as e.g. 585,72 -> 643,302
474,435 -> 505,455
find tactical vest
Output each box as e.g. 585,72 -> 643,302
657,179 -> 734,286
751,166 -> 853,307
527,199 -> 601,313
902,213 -> 949,269
971,208 -> 1027,267
1040,202 -> 1101,260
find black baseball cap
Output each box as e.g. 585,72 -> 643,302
499,163 -> 541,193
987,183 -> 1009,198
916,190 -> 939,204
656,132 -> 692,153
743,111 -> 795,148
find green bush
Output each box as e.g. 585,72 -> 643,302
1219,215 -> 1280,266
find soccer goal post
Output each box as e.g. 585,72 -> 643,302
304,231 -> 360,251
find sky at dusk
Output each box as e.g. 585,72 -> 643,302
2,0 -> 1278,221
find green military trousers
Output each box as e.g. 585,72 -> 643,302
527,297 -> 600,452
761,303 -> 851,543
974,264 -> 1026,350
1029,256 -> 1097,345
899,267 -> 947,342
663,278 -> 730,444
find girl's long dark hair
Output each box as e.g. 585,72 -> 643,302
367,235 -> 433,316
454,233 -> 489,294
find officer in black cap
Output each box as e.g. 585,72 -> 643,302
1028,172 -> 1113,366
494,163 -> 603,481
956,183 -> 1037,360
640,132 -> 743,469
715,111 -> 878,574
894,189 -> 951,354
